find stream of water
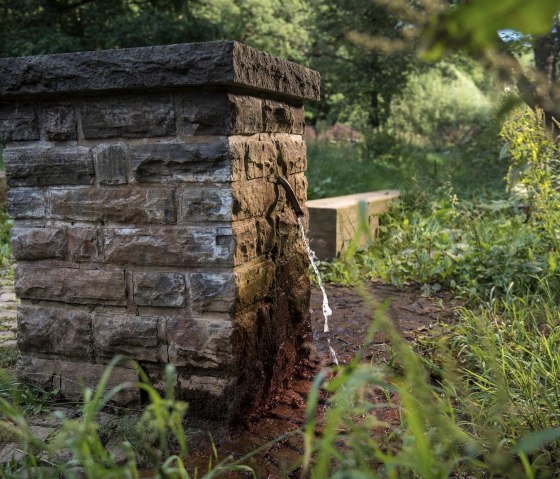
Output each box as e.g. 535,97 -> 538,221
297,217 -> 340,367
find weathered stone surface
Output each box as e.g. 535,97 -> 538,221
17,356 -> 57,389
15,267 -> 126,305
7,189 -> 46,219
177,374 -> 236,418
133,272 -> 186,307
80,94 -> 175,139
57,360 -> 139,404
132,141 -> 230,183
103,227 -> 233,266
177,186 -> 232,222
232,220 -> 259,265
236,261 -> 275,308
42,104 -> 76,140
277,137 -> 306,174
49,188 -> 175,224
67,228 -> 98,262
167,318 -> 234,368
244,138 -> 277,180
232,178 -> 276,220
10,227 -> 67,260
17,304 -> 92,358
0,102 -> 39,141
93,314 -> 160,361
189,272 -> 235,313
0,41 -> 320,101
93,143 -> 128,185
178,375 -> 235,397
4,145 -> 93,187
263,99 -> 305,134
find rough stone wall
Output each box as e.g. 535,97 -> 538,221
0,42 -> 318,421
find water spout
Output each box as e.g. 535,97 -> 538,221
275,176 -> 305,218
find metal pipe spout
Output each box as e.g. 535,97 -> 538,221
275,176 -> 305,218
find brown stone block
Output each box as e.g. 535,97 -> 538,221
245,138 -> 277,180
167,317 -> 234,369
277,137 -> 306,175
235,260 -> 275,308
0,102 -> 39,141
232,220 -> 258,265
103,226 -> 234,267
232,178 -> 276,220
49,188 -> 175,224
5,145 -> 93,187
80,94 -> 175,139
10,227 -> 67,261
17,304 -> 92,358
131,140 -> 231,183
177,186 -> 232,223
227,137 -> 247,182
133,272 -> 186,307
15,266 -> 126,305
41,104 -> 77,140
57,360 -> 139,404
67,227 -> 99,262
189,272 -> 235,313
93,143 -> 128,185
7,189 -> 46,219
263,99 -> 304,134
229,94 -> 263,134
93,313 -> 160,362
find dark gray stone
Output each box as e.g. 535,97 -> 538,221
131,141 -> 230,183
103,226 -> 234,267
0,103 -> 39,141
133,272 -> 186,307
189,272 -> 235,313
67,228 -> 98,262
10,227 -> 67,260
93,314 -> 160,361
49,188 -> 175,224
4,146 -> 93,187
17,305 -> 92,358
15,266 -> 127,305
7,189 -> 46,219
42,104 -> 77,140
177,186 -> 232,223
0,41 -> 320,102
80,94 -> 175,139
93,144 -> 128,185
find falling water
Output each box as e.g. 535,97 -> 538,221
297,217 -> 340,367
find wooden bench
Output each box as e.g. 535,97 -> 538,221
306,190 -> 400,260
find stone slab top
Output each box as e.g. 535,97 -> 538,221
306,190 -> 400,209
0,41 -> 320,102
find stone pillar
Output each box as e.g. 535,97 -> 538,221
0,41 -> 319,421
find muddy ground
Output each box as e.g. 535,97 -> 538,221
183,282 -> 462,478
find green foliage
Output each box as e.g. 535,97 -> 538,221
388,62 -> 492,148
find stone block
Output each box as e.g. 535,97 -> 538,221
263,99 -> 304,134
232,220 -> 259,265
167,317 -> 234,368
80,94 -> 175,139
189,272 -> 235,313
7,189 -> 46,219
93,313 -> 160,362
10,227 -> 67,261
17,304 -> 92,358
277,137 -> 306,174
0,102 -> 39,141
232,178 -> 275,220
93,143 -> 128,185
15,267 -> 126,305
42,104 -> 77,140
49,188 -> 175,224
103,226 -> 233,267
17,356 -> 57,389
67,228 -> 99,262
244,138 -> 277,180
131,140 -> 230,183
177,186 -> 232,223
235,261 -> 275,308
57,360 -> 139,404
4,145 -> 93,187
133,272 -> 186,307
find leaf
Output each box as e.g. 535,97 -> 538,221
515,428 -> 560,454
